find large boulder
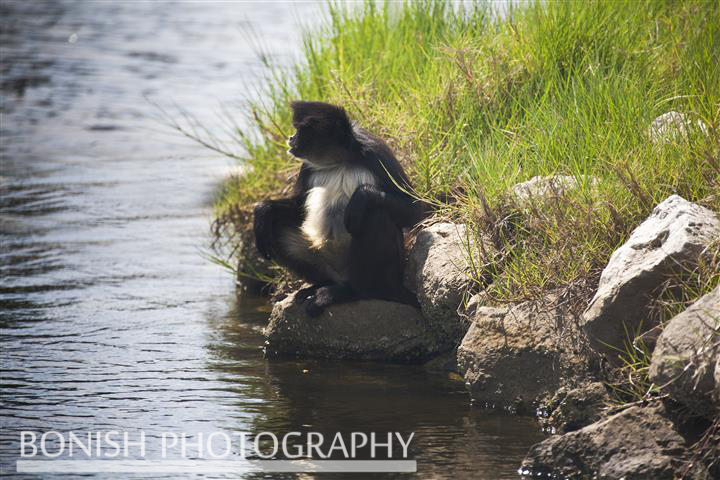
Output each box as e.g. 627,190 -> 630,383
264,293 -> 441,363
457,301 -> 586,412
406,223 -> 493,347
521,402 -> 707,480
649,286 -> 720,418
582,195 -> 720,360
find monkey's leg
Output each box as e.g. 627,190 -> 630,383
347,210 -> 419,306
254,199 -> 336,287
274,228 -> 350,312
254,197 -> 303,260
274,229 -> 337,287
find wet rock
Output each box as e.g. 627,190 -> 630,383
544,382 -> 610,434
522,402 -> 707,480
457,301 -> 586,412
582,195 -> 720,361
269,276 -> 306,303
406,223 -> 494,347
649,286 -> 720,418
648,111 -> 709,144
264,293 -> 440,363
423,351 -> 460,373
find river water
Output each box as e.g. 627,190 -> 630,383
0,1 -> 544,478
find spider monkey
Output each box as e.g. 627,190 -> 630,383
253,101 -> 425,317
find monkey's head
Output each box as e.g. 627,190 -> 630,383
287,101 -> 354,167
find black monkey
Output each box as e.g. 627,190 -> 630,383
253,101 -> 425,317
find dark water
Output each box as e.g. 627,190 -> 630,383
0,1 -> 544,478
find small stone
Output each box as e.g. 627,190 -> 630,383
510,175 -> 586,202
648,111 -> 709,144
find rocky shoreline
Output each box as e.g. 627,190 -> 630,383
233,115 -> 719,479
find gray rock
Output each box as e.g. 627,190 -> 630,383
422,351 -> 460,373
457,301 -> 586,412
462,292 -> 484,319
649,286 -> 720,418
264,293 -> 440,363
510,175 -> 583,202
545,382 -> 610,434
648,111 -> 709,144
521,402 -> 707,480
582,195 -> 720,360
406,223 -> 492,347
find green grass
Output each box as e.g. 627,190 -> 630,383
208,0 -> 719,306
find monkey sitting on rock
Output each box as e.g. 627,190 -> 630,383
253,101 -> 425,316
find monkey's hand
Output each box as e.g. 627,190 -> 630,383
345,184 -> 385,236
253,201 -> 274,260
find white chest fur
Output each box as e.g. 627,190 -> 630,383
301,165 -> 377,249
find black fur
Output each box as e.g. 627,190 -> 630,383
254,101 -> 425,316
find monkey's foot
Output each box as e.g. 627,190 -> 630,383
303,284 -> 355,318
293,285 -> 323,305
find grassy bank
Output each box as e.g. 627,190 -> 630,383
212,0 -> 718,312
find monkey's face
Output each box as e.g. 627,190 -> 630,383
286,128 -> 306,158
288,101 -> 354,167
287,121 -> 343,167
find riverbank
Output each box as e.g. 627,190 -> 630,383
204,0 -> 719,478
212,0 -> 718,303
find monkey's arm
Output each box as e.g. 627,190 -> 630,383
253,196 -> 305,260
344,184 -> 424,235
254,164 -> 311,259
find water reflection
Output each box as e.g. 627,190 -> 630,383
208,296 -> 545,479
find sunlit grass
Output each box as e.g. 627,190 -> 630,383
209,0 -> 719,308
